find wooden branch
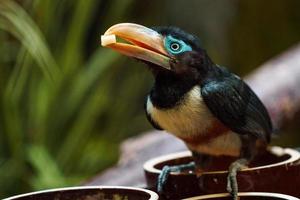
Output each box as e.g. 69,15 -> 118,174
84,43 -> 300,187
246,43 -> 300,128
84,131 -> 188,186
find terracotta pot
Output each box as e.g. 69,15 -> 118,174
144,146 -> 300,199
4,186 -> 159,200
184,192 -> 300,200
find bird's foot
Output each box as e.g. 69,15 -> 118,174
226,158 -> 248,200
157,161 -> 195,194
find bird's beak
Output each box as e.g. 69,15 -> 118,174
101,23 -> 171,70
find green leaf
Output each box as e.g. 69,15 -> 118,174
0,0 -> 61,84
27,145 -> 67,190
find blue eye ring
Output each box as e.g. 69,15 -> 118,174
165,35 -> 192,55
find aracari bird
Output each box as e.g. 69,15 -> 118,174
101,23 -> 273,200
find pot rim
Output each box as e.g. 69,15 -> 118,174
143,146 -> 300,175
183,192 -> 300,200
3,186 -> 159,200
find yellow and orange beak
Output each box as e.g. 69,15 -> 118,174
101,23 -> 172,70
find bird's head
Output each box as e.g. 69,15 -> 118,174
101,23 -> 213,80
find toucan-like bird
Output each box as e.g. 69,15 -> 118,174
101,23 -> 273,200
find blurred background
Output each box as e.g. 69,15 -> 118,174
0,0 -> 300,198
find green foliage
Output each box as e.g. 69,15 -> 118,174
0,0 -> 150,198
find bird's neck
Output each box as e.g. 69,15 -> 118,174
148,63 -> 224,109
149,72 -> 198,109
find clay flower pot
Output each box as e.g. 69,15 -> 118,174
4,186 -> 159,200
184,192 -> 300,200
144,146 -> 300,199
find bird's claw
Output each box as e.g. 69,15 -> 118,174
157,162 -> 195,194
157,166 -> 172,193
226,158 -> 248,200
227,170 -> 238,200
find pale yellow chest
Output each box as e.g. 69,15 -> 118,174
146,86 -> 242,156
146,86 -> 214,138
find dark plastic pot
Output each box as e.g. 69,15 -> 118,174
144,146 -> 300,199
184,192 -> 300,200
4,186 -> 159,200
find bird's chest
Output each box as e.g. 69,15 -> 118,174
146,86 -> 215,138
146,85 -> 242,156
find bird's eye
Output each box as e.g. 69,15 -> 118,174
165,35 -> 192,55
170,42 -> 181,51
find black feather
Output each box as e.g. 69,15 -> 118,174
201,66 -> 272,143
152,26 -> 203,52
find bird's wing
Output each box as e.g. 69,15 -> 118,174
201,75 -> 272,142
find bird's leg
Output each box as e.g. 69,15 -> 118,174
192,151 -> 213,189
157,161 -> 195,193
226,135 -> 256,200
226,158 -> 248,200
157,151 -> 211,194
192,151 -> 212,174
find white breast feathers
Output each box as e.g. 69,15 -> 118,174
146,86 -> 215,138
146,85 -> 242,156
